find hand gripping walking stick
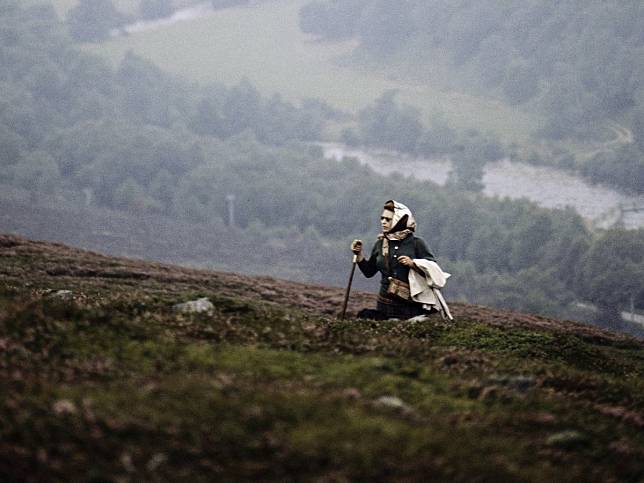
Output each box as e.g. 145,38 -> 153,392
340,254 -> 358,319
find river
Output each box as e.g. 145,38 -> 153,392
320,143 -> 644,229
110,1 -> 215,36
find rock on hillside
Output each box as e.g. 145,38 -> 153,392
1,234 -> 643,482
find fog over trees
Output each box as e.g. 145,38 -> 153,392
301,0 -> 644,194
1,0 -> 643,335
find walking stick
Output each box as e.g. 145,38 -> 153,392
340,254 -> 358,319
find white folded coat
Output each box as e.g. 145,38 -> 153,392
408,259 -> 453,320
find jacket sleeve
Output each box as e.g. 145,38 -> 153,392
414,237 -> 436,262
357,241 -> 380,278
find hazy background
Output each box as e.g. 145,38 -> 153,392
1,0 -> 643,335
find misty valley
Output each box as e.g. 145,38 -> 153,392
2,0 -> 643,335
1,0 -> 644,481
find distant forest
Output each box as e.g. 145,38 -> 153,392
59,0 -> 644,194
1,0 -> 643,334
300,0 -> 644,194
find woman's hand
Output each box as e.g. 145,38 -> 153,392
397,255 -> 415,268
351,239 -> 364,262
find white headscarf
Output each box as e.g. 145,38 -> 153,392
379,200 -> 417,266
385,200 -> 416,234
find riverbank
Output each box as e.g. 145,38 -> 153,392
321,143 -> 644,230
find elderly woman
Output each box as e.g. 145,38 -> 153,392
351,200 -> 439,320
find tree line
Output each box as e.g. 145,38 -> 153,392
1,0 -> 642,334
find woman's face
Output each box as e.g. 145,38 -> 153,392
380,209 -> 394,232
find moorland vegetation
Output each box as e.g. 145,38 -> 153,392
0,234 -> 643,481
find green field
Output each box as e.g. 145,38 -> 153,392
71,0 -> 540,143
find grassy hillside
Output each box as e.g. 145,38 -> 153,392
76,0 -> 538,143
1,234 -> 643,481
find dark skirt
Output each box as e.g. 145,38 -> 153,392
357,293 -> 434,320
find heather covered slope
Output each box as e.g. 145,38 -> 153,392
1,234 -> 643,481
